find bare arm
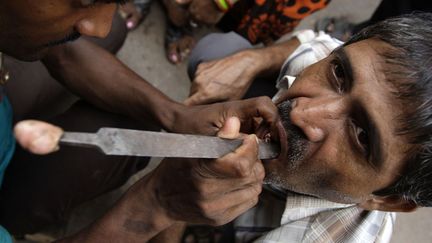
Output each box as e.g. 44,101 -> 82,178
15,100 -> 276,242
41,39 -> 279,136
21,117 -> 265,242
42,38 -> 182,131
56,174 -> 176,243
185,37 -> 301,105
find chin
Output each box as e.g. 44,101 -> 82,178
263,169 -> 320,198
263,165 -> 288,188
262,158 -> 317,196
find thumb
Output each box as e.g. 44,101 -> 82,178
217,116 -> 240,139
14,120 -> 63,155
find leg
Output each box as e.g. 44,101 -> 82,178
188,31 -> 252,78
188,31 -> 277,99
0,101 -> 157,235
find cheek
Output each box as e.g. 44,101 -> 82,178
306,139 -> 376,200
14,1 -> 86,33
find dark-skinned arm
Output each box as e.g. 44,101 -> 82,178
58,131 -> 263,242
42,38 -> 183,132
42,38 -> 279,136
12,117 -> 267,242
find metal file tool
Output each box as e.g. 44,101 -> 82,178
60,128 -> 280,159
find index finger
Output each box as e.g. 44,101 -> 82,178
227,97 -> 279,126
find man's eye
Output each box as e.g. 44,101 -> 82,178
331,60 -> 346,93
351,120 -> 370,157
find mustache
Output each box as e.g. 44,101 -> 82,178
43,31 -> 82,48
277,100 -> 308,168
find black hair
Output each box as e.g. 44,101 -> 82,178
344,12 -> 432,206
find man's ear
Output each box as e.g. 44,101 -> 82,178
358,195 -> 418,212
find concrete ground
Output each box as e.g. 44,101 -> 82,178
25,0 -> 432,242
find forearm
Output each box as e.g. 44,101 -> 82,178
251,37 -> 301,78
42,38 -> 182,131
148,222 -> 187,243
57,175 -> 175,243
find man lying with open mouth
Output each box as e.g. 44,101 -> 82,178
177,13 -> 432,242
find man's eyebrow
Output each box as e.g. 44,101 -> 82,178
332,47 -> 355,92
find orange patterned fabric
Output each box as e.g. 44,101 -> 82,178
236,0 -> 330,44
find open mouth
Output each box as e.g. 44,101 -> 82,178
256,120 -> 288,162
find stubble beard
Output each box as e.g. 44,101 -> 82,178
263,100 -> 308,189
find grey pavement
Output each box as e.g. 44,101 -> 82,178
24,0 -> 432,242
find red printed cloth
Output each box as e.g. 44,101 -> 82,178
233,0 -> 331,44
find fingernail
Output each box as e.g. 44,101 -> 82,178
170,54 -> 178,62
127,21 -> 134,29
31,133 -> 57,153
250,135 -> 259,160
15,121 -> 36,134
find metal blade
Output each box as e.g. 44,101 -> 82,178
60,128 -> 280,159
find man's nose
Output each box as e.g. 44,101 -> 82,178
74,4 -> 116,38
289,96 -> 347,143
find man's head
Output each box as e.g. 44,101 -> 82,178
263,13 -> 432,212
0,0 -> 123,61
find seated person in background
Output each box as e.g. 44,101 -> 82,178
178,13 -> 432,242
161,0 -> 330,64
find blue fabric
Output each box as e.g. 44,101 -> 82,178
0,96 -> 15,187
0,95 -> 14,243
0,225 -> 12,243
